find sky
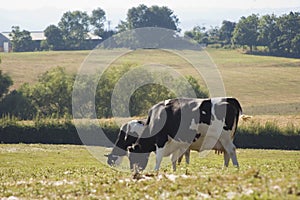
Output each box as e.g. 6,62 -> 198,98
0,0 -> 300,32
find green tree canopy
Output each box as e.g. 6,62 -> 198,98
9,26 -> 34,52
58,11 -> 90,50
232,14 -> 259,52
117,4 -> 180,32
276,12 -> 300,56
184,26 -> 208,44
0,68 -> 13,99
44,25 -> 65,50
257,14 -> 279,54
20,67 -> 74,117
219,20 -> 236,45
90,7 -> 106,38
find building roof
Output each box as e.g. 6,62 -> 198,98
0,33 -> 10,43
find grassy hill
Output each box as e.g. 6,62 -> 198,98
1,48 -> 300,117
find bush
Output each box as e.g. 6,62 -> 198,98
0,118 -> 120,146
235,121 -> 300,150
0,90 -> 36,119
0,117 -> 299,150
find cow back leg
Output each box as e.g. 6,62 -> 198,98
230,145 -> 239,167
219,132 -> 239,168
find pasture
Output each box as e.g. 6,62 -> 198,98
0,48 -> 299,199
0,144 -> 299,199
1,48 -> 300,116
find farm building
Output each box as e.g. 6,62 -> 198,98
0,33 -> 11,52
0,31 -> 102,51
2,31 -> 51,51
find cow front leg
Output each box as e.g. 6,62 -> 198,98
223,150 -> 230,167
172,160 -> 177,171
171,148 -> 188,171
184,149 -> 190,164
177,154 -> 184,165
177,149 -> 190,165
155,147 -> 164,171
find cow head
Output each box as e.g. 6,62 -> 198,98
106,120 -> 145,167
105,153 -> 124,166
128,144 -> 150,171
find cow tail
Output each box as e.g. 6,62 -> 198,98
226,98 -> 243,138
226,97 -> 243,116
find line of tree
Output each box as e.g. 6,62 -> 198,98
9,8 -> 111,52
8,4 -> 300,58
185,12 -> 300,57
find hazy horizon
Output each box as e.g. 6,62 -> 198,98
1,0 -> 299,32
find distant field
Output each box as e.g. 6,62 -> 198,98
0,144 -> 299,199
1,48 -> 300,116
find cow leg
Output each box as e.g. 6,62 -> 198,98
223,150 -> 230,167
155,147 -> 164,171
219,133 -> 239,168
177,154 -> 183,165
184,149 -> 190,164
177,149 -> 190,165
171,150 -> 180,171
221,143 -> 238,167
172,160 -> 177,171
230,145 -> 239,167
171,148 -> 187,171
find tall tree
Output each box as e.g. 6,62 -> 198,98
58,11 -> 89,50
44,25 -> 65,50
184,26 -> 208,44
258,14 -> 280,54
90,8 -> 106,38
118,4 -> 180,32
232,14 -> 259,52
276,12 -> 300,56
291,34 -> 300,56
9,26 -> 34,52
219,20 -> 236,46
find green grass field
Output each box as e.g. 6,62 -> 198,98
0,48 -> 299,199
0,144 -> 299,199
1,48 -> 300,115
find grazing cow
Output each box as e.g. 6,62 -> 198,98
106,119 -> 191,169
106,120 -> 145,166
128,97 -> 243,171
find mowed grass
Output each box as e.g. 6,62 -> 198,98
206,48 -> 300,115
1,48 -> 300,115
0,144 -> 299,199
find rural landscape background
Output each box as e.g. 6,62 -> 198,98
0,2 -> 299,199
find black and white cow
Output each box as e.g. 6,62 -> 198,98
128,97 -> 243,171
106,119 -> 191,169
106,120 -> 145,166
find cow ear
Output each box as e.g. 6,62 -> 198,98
127,146 -> 134,152
128,144 -> 140,152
